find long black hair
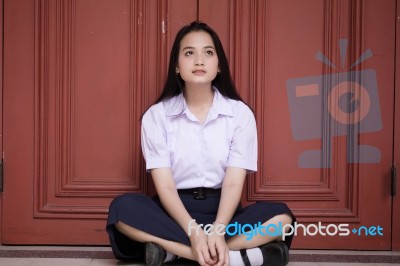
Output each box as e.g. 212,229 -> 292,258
154,21 -> 244,104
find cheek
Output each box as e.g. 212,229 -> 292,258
210,58 -> 219,70
209,61 -> 219,76
177,59 -> 191,71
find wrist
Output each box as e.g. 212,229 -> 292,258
213,220 -> 227,227
211,221 -> 226,236
187,219 -> 201,237
187,219 -> 210,240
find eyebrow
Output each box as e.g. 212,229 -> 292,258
182,46 -> 216,51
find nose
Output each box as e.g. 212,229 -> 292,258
194,54 -> 205,66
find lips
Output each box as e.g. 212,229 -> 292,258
192,69 -> 207,75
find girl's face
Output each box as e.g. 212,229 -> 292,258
176,31 -> 219,87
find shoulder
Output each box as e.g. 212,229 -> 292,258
215,89 -> 253,119
224,97 -> 254,121
223,98 -> 256,128
142,93 -> 184,125
142,102 -> 165,122
235,100 -> 253,116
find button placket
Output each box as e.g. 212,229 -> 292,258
199,126 -> 208,184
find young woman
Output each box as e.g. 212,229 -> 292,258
107,21 -> 295,266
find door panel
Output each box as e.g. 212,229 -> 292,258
2,0 -> 196,244
34,0 -> 140,220
200,0 -> 395,249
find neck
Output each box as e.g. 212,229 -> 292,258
184,84 -> 214,108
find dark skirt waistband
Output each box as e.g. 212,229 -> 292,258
177,187 -> 221,199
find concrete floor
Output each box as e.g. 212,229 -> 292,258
0,246 -> 399,265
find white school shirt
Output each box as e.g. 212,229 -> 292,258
141,88 -> 258,189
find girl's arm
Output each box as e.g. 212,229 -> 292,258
151,168 -> 193,231
216,167 -> 247,225
208,167 -> 247,266
151,167 -> 216,266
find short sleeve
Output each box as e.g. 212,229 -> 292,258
226,103 -> 258,172
141,104 -> 171,170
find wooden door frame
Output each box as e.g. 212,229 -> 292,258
392,0 -> 400,252
0,0 -> 3,243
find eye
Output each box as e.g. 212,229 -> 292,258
184,51 -> 194,56
205,50 -> 214,56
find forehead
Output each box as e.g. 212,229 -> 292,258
180,31 -> 215,49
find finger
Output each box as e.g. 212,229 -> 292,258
208,240 -> 217,260
197,251 -> 206,266
209,256 -> 218,265
193,246 -> 206,265
202,248 -> 214,265
214,246 -> 225,266
224,248 -> 230,266
199,254 -> 213,266
219,246 -> 226,263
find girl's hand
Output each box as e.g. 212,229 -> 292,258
207,224 -> 229,266
189,229 -> 217,266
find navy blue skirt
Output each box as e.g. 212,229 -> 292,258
106,192 -> 295,261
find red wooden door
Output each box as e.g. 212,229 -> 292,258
2,0 -> 398,250
199,0 -> 396,250
2,0 -> 197,244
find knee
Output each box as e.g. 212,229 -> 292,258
257,201 -> 294,225
271,202 -> 294,227
115,220 -> 131,234
276,214 -> 293,230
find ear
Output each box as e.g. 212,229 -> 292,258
176,67 -> 180,74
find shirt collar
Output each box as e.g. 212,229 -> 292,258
164,87 -> 235,118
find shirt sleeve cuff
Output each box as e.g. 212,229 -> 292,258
226,158 -> 257,172
145,158 -> 171,171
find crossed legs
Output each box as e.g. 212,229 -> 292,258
115,213 -> 293,261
